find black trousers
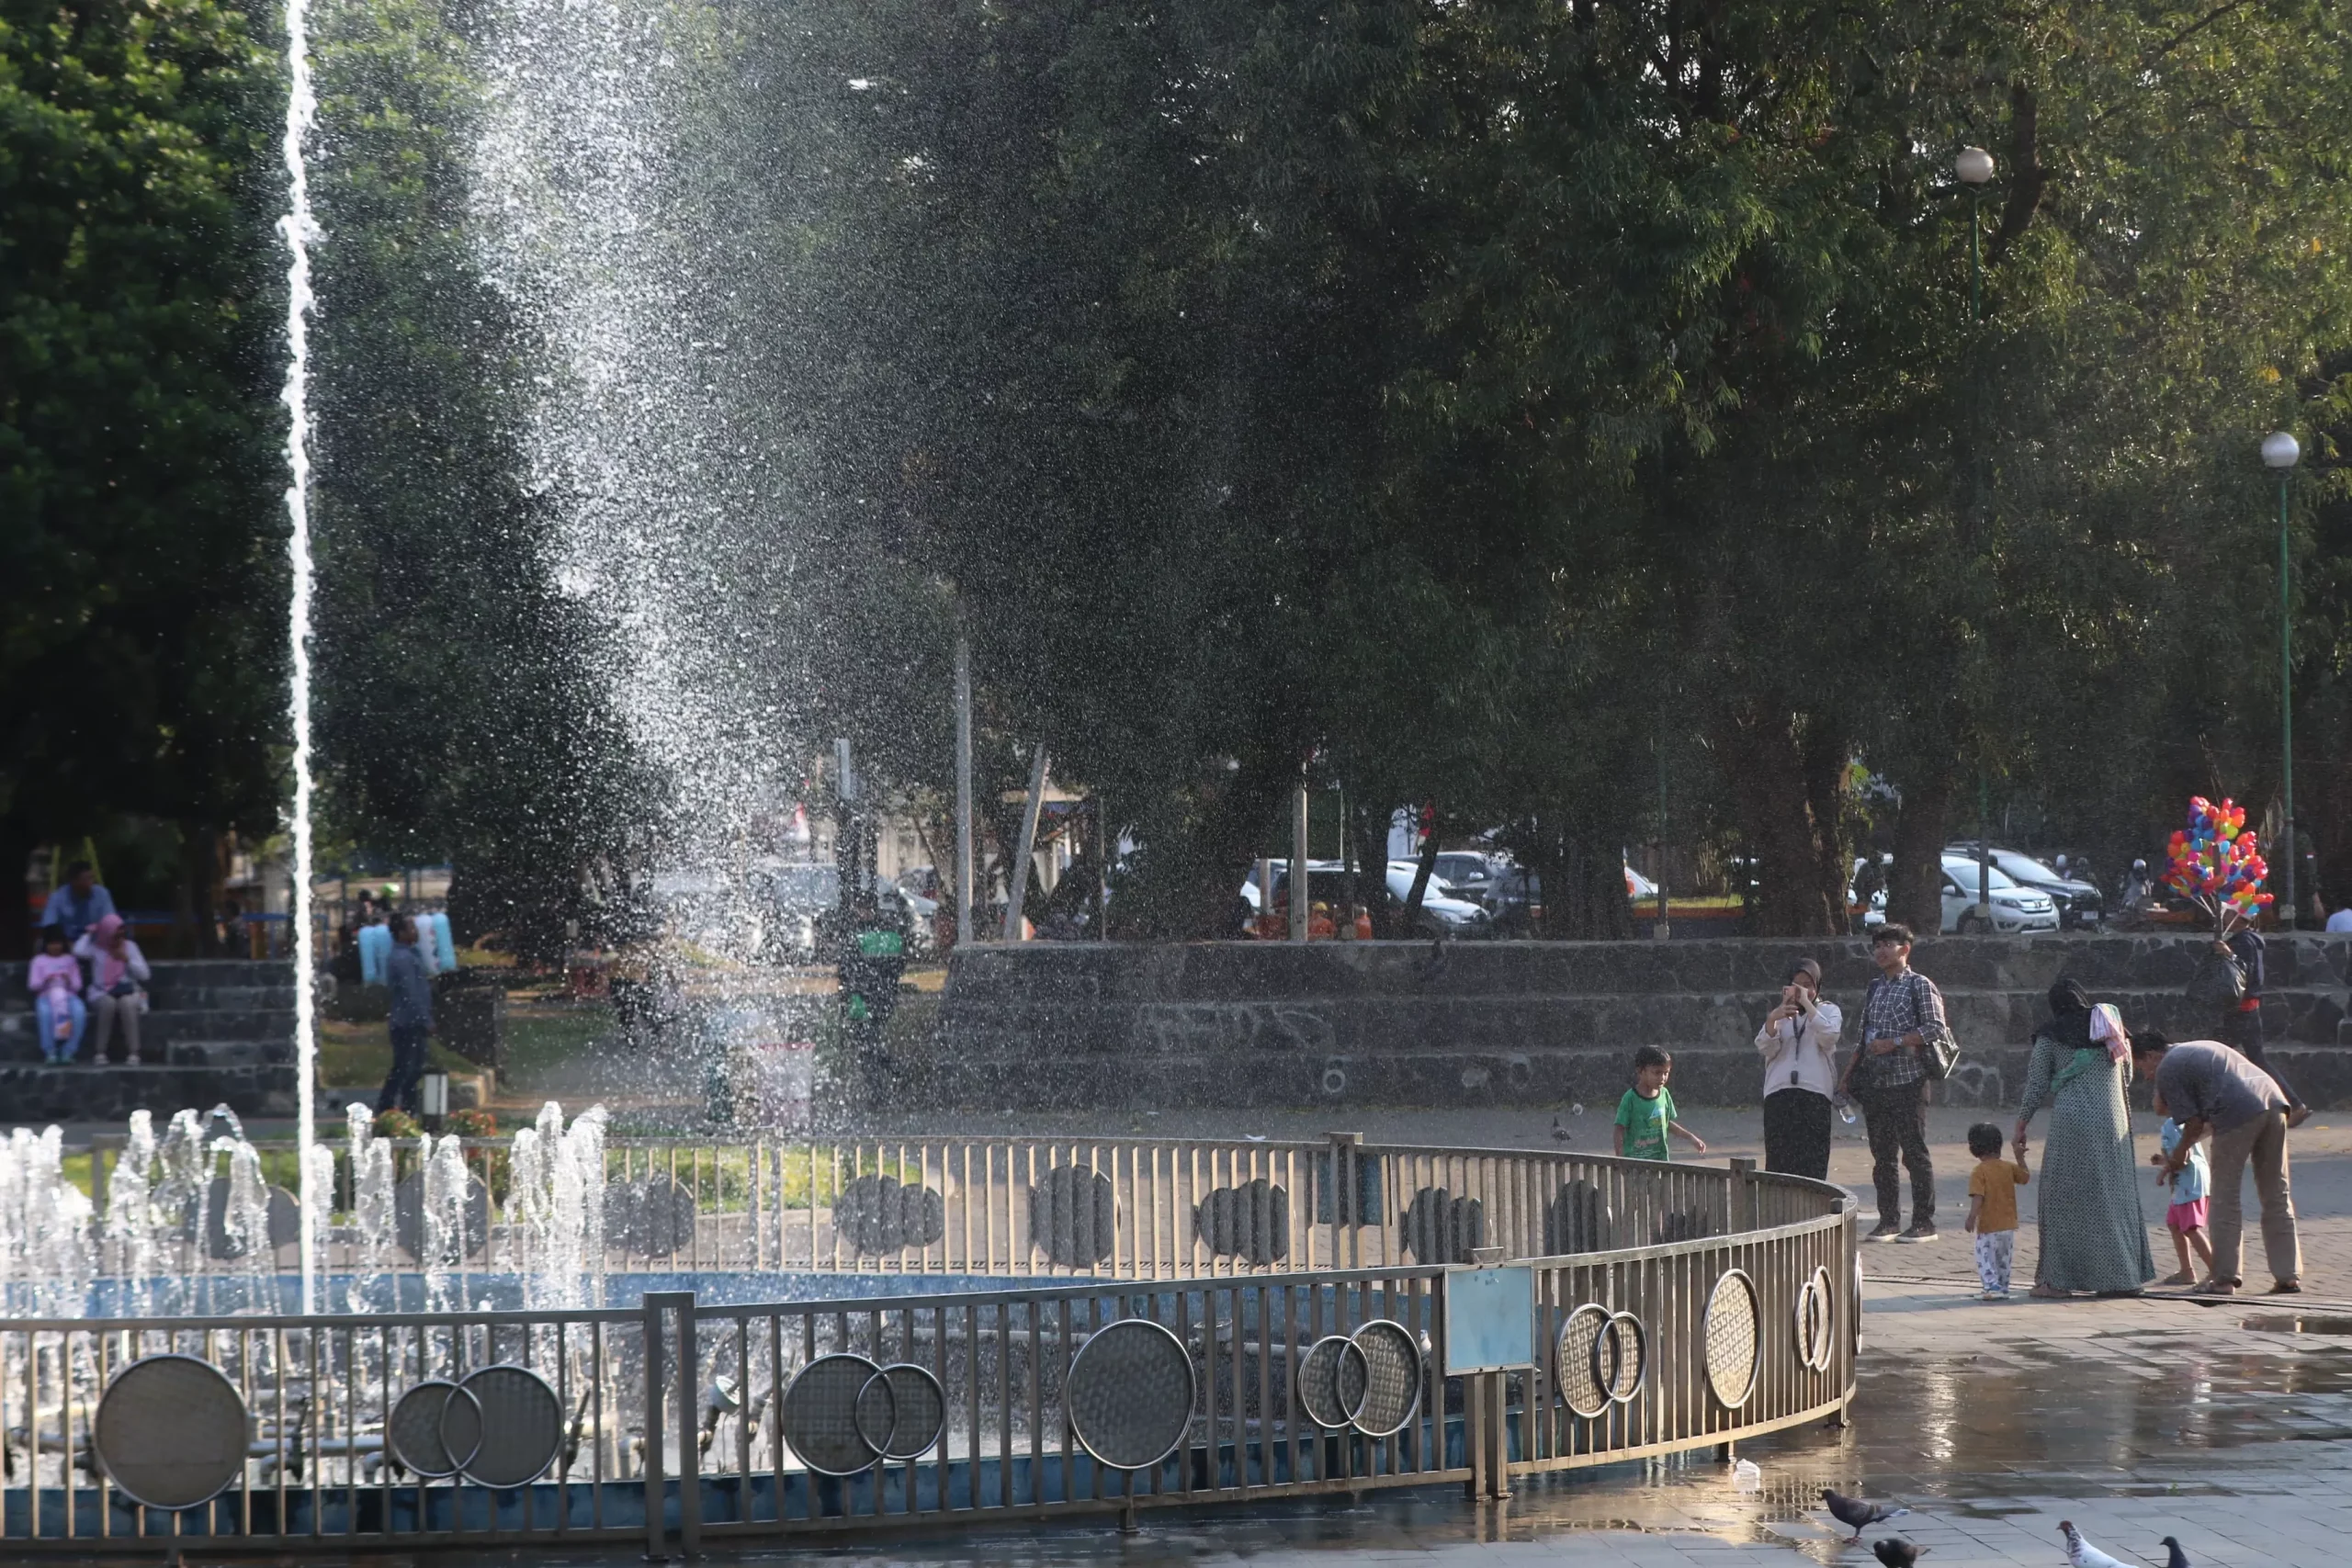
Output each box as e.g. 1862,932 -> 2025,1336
379,1022 -> 429,1115
1857,1082 -> 1934,1227
1762,1089 -> 1834,1181
2220,1008 -> 2303,1111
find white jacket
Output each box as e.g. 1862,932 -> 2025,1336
1756,998 -> 1843,1100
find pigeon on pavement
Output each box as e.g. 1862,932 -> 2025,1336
1822,1488 -> 1911,1540
1872,1539 -> 1928,1568
2059,1520 -> 2131,1568
2161,1538 -> 2188,1568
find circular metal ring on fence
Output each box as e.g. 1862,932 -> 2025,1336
93,1355 -> 248,1510
1555,1303 -> 1612,1418
390,1380 -> 480,1479
783,1354 -> 888,1475
1347,1319 -> 1422,1438
1702,1269 -> 1761,1410
863,1363 -> 947,1460
452,1364 -> 564,1487
1600,1310 -> 1647,1404
1066,1317 -> 1195,1471
1794,1266 -> 1835,1373
851,1368 -> 898,1455
1298,1334 -> 1357,1429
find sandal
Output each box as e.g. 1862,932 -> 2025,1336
2159,1270 -> 2198,1286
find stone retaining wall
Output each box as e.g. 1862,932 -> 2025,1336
922,935 -> 2352,1110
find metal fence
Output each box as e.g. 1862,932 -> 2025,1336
88,1130 -> 1845,1288
2,1145 -> 1856,1553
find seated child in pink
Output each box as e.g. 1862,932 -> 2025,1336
28,931 -> 86,1063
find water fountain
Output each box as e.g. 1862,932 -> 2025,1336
0,0 -> 1861,1550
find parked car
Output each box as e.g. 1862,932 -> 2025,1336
1385,862 -> 1496,938
1489,868 -> 1544,934
1943,843 -> 2104,929
1432,852 -> 1503,906
750,862 -> 840,960
1938,854 -> 2058,934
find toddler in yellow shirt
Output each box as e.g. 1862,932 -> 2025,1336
1963,1122 -> 2031,1300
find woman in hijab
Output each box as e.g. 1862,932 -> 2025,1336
2011,978 -> 2154,1296
1755,957 -> 1842,1179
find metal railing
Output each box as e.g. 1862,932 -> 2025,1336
0,1145 -> 1855,1552
83,1130 -> 1844,1290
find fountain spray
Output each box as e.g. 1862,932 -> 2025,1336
277,0 -> 322,1314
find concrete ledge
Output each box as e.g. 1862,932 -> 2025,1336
0,1065 -> 299,1125
927,936 -> 2352,1111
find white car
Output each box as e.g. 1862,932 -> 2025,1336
1385,862 -> 1495,937
1939,855 -> 2058,934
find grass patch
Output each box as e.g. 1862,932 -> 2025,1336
499,1002 -> 616,1088
318,1016 -> 480,1089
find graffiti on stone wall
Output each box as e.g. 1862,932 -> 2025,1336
1939,1059 -> 2005,1108
1133,1003 -> 1337,1057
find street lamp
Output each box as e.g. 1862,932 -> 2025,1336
1956,146 -> 1995,323
1957,146 -> 1996,926
2265,429 -> 2301,929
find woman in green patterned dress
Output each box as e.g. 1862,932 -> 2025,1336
2010,978 -> 2155,1297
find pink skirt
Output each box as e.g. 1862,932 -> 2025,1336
2167,1197 -> 2210,1233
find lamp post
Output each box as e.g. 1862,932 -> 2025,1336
2264,429 -> 2301,929
1956,145 -> 1996,926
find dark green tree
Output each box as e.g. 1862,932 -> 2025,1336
0,0 -> 286,953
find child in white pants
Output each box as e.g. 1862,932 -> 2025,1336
1964,1122 -> 2031,1299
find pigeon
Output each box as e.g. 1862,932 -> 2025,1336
1822,1488 -> 1911,1540
1873,1540 -> 1929,1568
2161,1539 -> 2188,1568
2060,1521 -> 2131,1568
1551,1115 -> 1574,1144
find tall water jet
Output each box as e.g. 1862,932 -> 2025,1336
276,0 -> 322,1311
469,0 -> 817,896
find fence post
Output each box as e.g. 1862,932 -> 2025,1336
1727,1156 -> 1758,1232
675,1291 -> 701,1553
643,1291 -> 691,1559
1325,1132 -> 1363,1269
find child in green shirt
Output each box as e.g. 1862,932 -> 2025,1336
1615,1045 -> 1707,1161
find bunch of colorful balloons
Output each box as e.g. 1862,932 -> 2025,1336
2164,795 -> 2272,935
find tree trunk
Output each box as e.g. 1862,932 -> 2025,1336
1888,767 -> 1954,936
1802,719 -> 1857,933
1400,809 -> 1440,930
1348,799 -> 1402,937
1549,835 -> 1636,941
0,819 -> 35,958
180,827 -> 221,958
1713,704 -> 1846,936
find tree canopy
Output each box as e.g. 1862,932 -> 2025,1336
10,0 -> 2352,945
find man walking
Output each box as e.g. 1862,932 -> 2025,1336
377,915 -> 435,1116
2134,1034 -> 2301,1295
1840,924 -> 1950,1242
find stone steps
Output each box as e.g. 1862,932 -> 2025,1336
0,960 -> 299,1120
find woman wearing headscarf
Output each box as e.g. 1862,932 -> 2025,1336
2011,978 -> 2154,1296
1756,958 -> 1842,1179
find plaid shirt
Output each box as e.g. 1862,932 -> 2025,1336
1852,967 -> 1951,1091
